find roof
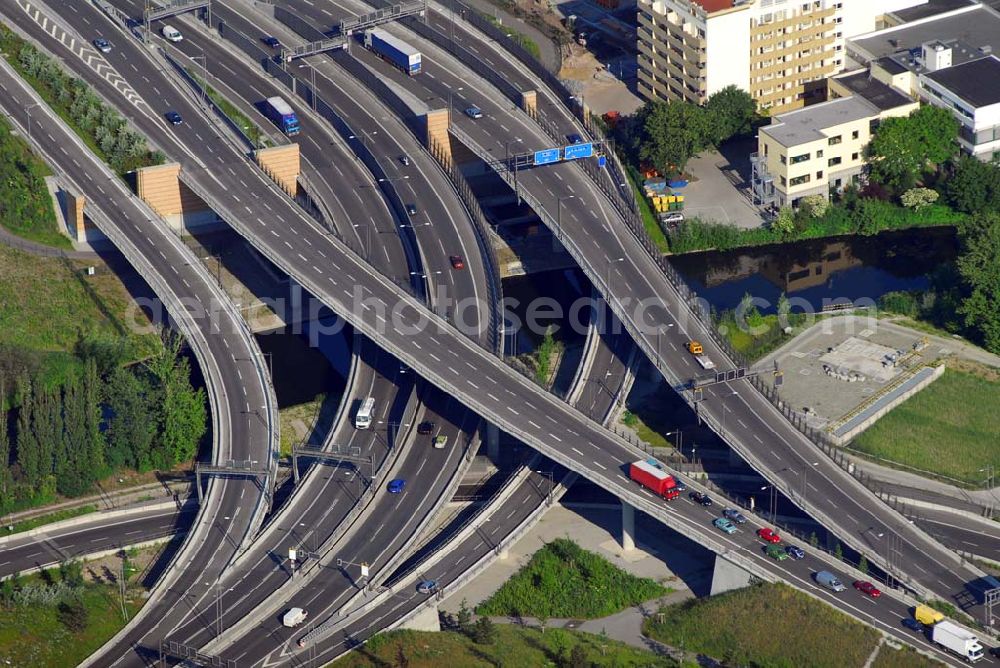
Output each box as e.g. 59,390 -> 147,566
923,55 -> 1000,107
833,72 -> 915,112
761,96 -> 878,147
889,0 -> 976,23
875,56 -> 909,75
691,0 -> 736,12
850,6 -> 1000,67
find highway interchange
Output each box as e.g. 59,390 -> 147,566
0,0 -> 998,665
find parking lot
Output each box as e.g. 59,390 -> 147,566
680,138 -> 765,229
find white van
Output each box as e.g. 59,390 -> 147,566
815,570 -> 846,592
354,397 -> 375,430
161,25 -> 183,42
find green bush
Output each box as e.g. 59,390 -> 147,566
476,538 -> 668,619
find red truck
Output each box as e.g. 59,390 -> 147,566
629,459 -> 679,500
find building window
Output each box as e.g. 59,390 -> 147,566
789,174 -> 811,186
780,155 -> 787,164
780,175 -> 787,186
817,171 -> 824,180
790,153 -> 810,164
816,150 -> 824,158
851,130 -> 859,140
828,135 -> 842,145
852,152 -> 859,160
828,156 -> 842,166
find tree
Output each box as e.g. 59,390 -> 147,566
640,100 -> 711,174
705,85 -> 756,145
471,616 -> 497,645
771,206 -> 795,235
946,156 -> 1000,215
798,194 -> 829,219
809,532 -> 819,548
858,555 -> 869,575
900,186 -> 939,209
57,596 -> 88,632
456,599 -> 473,635
60,560 -> 84,588
15,376 -> 41,491
956,214 -> 1000,352
867,106 -> 959,191
834,542 -> 844,562
104,366 -> 156,471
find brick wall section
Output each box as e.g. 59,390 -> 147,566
424,109 -> 451,161
135,163 -> 209,218
255,145 -> 300,197
66,192 -> 86,242
521,90 -> 537,116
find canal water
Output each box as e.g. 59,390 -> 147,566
669,228 -> 958,314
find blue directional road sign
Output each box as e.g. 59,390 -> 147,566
533,148 -> 560,166
598,155 -> 607,167
564,142 -> 594,161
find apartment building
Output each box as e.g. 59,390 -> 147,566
637,0 -> 925,114
754,76 -> 917,207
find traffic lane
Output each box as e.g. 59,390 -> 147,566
0,52 -> 273,667
31,0 -> 968,620
159,27 -> 401,267
915,513 -> 1000,563
288,470 -> 972,668
212,0 -> 489,338
223,395 -> 479,663
575,323 -> 632,421
166,347 -> 411,647
0,507 -> 192,578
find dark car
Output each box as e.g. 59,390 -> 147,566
672,480 -> 687,492
722,508 -> 747,524
387,479 -> 406,494
785,545 -> 806,560
901,618 -> 923,632
261,36 -> 281,48
93,38 -> 112,53
567,132 -> 583,144
417,421 -> 435,435
406,204 -> 417,215
689,491 -> 712,506
417,579 -> 438,594
165,111 -> 183,125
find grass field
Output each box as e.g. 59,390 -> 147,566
476,538 -> 668,619
622,381 -> 682,451
2,505 -> 96,536
0,574 -> 142,667
851,362 -> 1000,485
0,245 -> 158,359
0,115 -> 69,249
278,394 -> 325,457
871,643 -> 943,668
643,582 -> 882,668
336,625 -> 677,668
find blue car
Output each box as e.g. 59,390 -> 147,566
387,478 -> 406,494
713,518 -> 737,534
567,133 -> 583,144
165,111 -> 183,125
902,618 -> 923,632
785,545 -> 805,560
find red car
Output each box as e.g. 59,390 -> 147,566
854,580 -> 881,598
756,528 -> 781,543
449,255 -> 465,270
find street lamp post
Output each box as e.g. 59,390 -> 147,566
606,257 -> 624,294
192,55 -> 208,107
298,62 -> 317,111
534,469 -> 554,505
665,429 -> 683,456
760,485 -> 777,524
556,195 -> 575,238
352,223 -> 371,260
25,103 -> 41,145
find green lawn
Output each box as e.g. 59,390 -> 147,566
483,15 -> 541,60
0,244 -> 159,359
643,583 -> 882,668
851,363 -> 1000,485
622,381 -> 683,451
188,71 -> 265,147
336,625 -> 677,668
1,505 -> 96,536
278,394 -> 325,457
0,575 -> 142,667
476,538 -> 669,619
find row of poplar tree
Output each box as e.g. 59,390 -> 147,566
0,335 -> 207,510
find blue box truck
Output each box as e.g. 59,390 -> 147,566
264,96 -> 300,136
363,28 -> 421,75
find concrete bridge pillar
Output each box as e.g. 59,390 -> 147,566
289,279 -> 303,327
709,553 -> 754,596
621,501 -> 636,552
486,423 -> 500,465
520,90 -> 537,116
